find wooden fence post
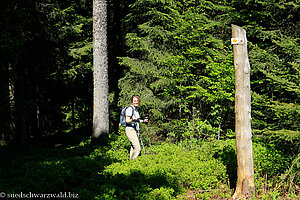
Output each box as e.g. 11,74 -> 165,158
231,24 -> 255,199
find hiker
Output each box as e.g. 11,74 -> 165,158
125,95 -> 148,159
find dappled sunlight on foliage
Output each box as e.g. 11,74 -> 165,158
1,133 -> 299,199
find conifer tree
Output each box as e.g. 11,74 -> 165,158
92,0 -> 109,143
119,0 -> 299,141
119,0 -> 234,137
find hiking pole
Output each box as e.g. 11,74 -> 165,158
137,130 -> 146,156
144,117 -> 153,155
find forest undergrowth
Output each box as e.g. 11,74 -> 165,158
0,129 -> 299,200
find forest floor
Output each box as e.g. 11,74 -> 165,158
0,131 -> 298,199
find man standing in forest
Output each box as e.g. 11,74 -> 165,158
125,95 -> 148,159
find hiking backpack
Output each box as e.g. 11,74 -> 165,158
120,106 -> 134,127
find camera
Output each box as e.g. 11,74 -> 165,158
144,117 -> 149,123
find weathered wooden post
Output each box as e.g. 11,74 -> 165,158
231,24 -> 255,199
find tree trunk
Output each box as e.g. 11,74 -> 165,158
14,65 -> 27,148
92,0 -> 109,144
232,24 -> 255,199
0,64 -> 11,142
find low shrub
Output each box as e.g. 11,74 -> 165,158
203,138 -> 295,198
98,142 -> 229,199
0,133 -> 297,199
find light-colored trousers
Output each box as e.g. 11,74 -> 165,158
125,127 -> 141,159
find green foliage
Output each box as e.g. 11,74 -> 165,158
222,139 -> 291,176
119,0 -> 236,139
1,133 -> 299,199
167,118 -> 220,141
228,0 -> 300,134
250,38 -> 300,131
209,138 -> 300,198
253,142 -> 291,177
98,142 -> 229,199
